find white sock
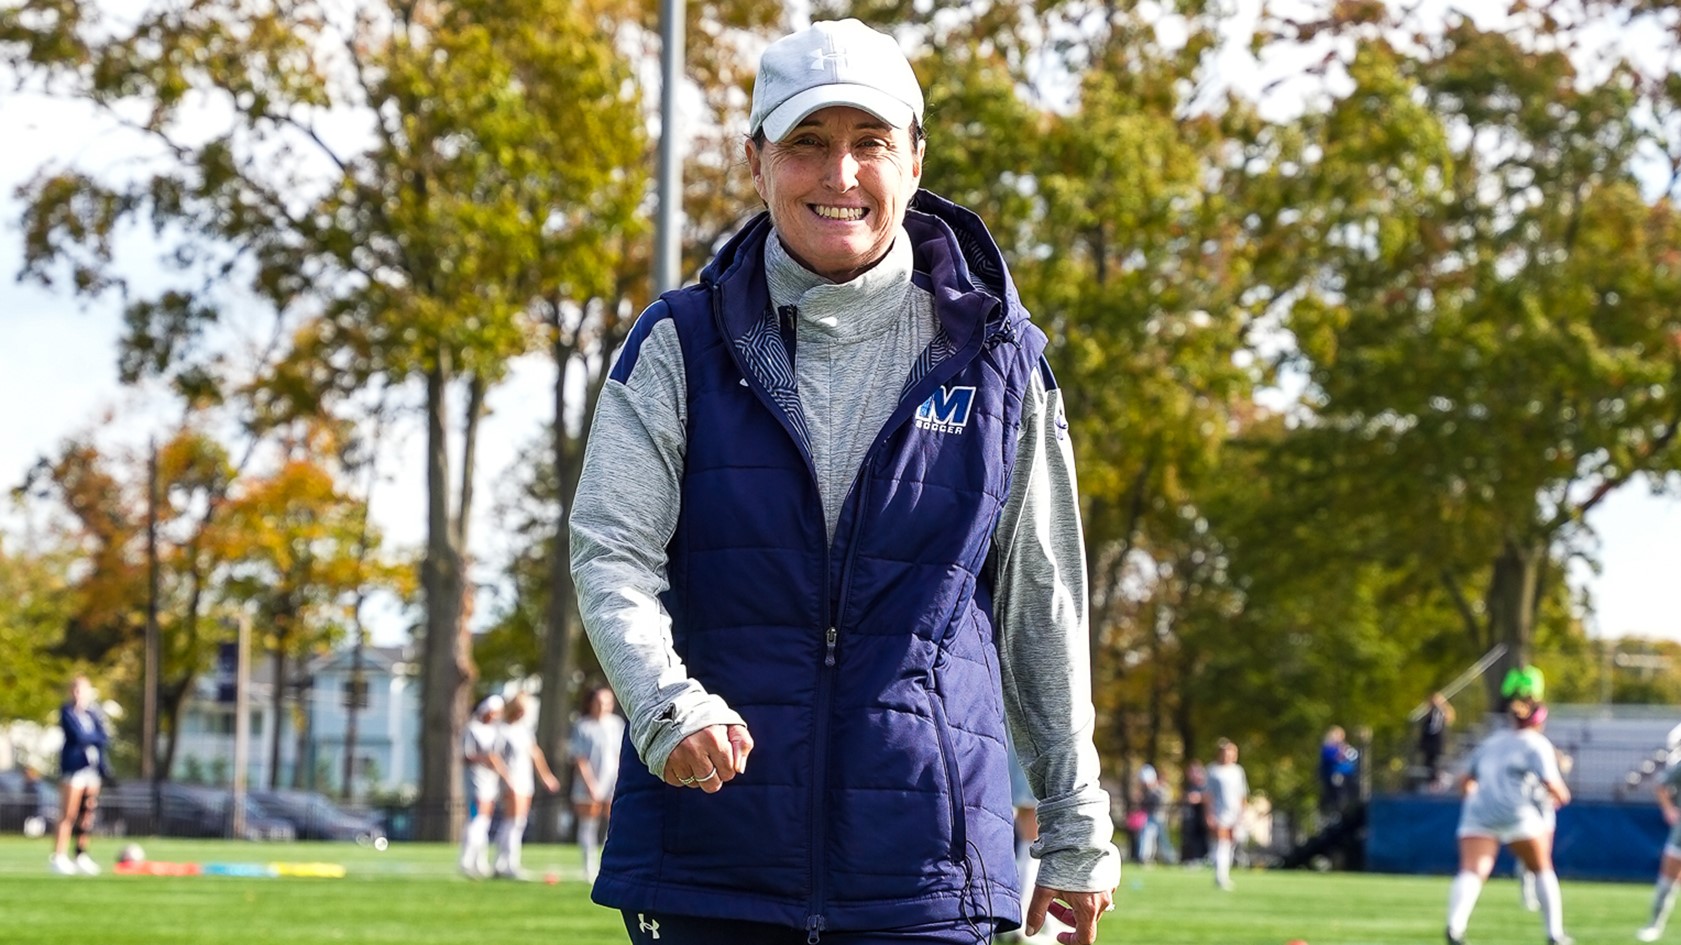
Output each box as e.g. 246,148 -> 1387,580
1535,869 -> 1564,940
579,815 -> 601,883
1446,871 -> 1485,938
504,815 -> 528,874
492,818 -> 512,874
1520,865 -> 1538,907
460,815 -> 491,871
1214,838 -> 1233,885
1651,876 -> 1677,930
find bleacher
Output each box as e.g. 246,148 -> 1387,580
1445,702 -> 1681,797
1531,704 -> 1680,802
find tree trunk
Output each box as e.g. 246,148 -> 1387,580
269,641 -> 288,790
1146,592 -> 1165,765
157,677 -> 192,783
1481,537 -> 1545,707
343,624 -> 365,800
534,346 -> 580,843
292,674 -> 313,789
416,363 -> 472,842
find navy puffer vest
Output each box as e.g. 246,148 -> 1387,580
592,191 -> 1047,936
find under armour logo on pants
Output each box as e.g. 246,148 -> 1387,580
638,913 -> 661,940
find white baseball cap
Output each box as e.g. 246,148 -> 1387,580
476,694 -> 504,716
749,19 -> 924,143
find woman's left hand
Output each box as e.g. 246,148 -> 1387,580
1025,885 -> 1115,945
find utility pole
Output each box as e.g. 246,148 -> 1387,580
654,0 -> 685,294
142,438 -> 159,782
231,613 -> 251,840
343,623 -> 366,801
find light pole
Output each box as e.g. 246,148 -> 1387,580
654,0 -> 686,294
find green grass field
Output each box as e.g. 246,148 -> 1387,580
0,836 -> 1660,944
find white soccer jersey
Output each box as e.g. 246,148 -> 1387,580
463,719 -> 501,800
1207,762 -> 1248,826
570,713 -> 626,804
1458,728 -> 1561,840
498,720 -> 538,797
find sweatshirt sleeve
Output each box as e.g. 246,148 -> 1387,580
569,315 -> 745,780
992,359 -> 1122,893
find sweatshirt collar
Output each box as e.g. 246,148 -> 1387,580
764,227 -> 915,345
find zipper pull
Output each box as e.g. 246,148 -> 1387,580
805,914 -> 826,944
824,627 -> 837,666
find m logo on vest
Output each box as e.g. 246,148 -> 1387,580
915,385 -> 977,435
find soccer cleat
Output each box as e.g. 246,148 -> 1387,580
1547,935 -> 1574,945
49,854 -> 77,876
74,853 -> 100,875
1445,927 -> 1465,945
1639,925 -> 1664,943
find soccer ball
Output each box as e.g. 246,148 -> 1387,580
117,843 -> 146,864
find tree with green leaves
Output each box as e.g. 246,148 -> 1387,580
212,421 -> 411,789
3,0 -> 647,837
0,539 -> 77,725
1265,2 -> 1681,704
19,428 -> 235,779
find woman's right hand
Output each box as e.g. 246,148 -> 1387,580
662,724 -> 754,794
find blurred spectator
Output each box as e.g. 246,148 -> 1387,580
1136,764 -> 1175,866
1319,726 -> 1359,819
1418,692 -> 1457,786
1206,738 -> 1249,891
52,675 -> 113,876
1180,759 -> 1211,865
494,692 -> 560,879
570,684 -> 625,886
458,694 -> 507,879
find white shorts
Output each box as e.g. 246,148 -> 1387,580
67,769 -> 102,791
468,768 -> 500,805
1457,814 -> 1548,845
1665,842 -> 1681,862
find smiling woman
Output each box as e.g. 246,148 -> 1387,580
746,106 -> 923,283
567,17 -> 1119,945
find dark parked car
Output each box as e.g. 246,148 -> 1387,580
249,789 -> 386,846
0,768 -> 59,835
100,781 -> 296,841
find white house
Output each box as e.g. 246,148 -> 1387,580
172,644 -> 420,798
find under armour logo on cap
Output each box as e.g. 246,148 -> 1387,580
749,19 -> 924,143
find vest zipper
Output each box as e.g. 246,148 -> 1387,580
807,548 -> 836,939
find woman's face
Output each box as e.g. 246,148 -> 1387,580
70,678 -> 92,709
747,106 -> 923,283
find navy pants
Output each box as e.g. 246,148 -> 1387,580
621,911 -> 1000,944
